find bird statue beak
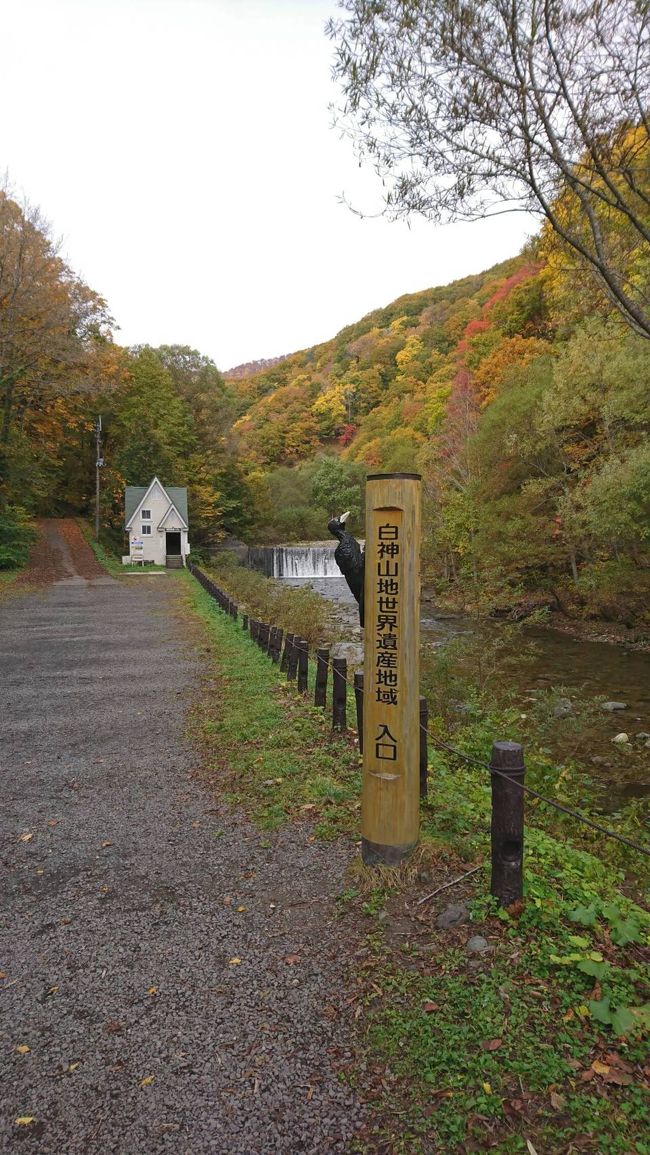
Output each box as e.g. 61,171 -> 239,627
339,511 -> 350,523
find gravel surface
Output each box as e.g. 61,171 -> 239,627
1,522 -> 365,1153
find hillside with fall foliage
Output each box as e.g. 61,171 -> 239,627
228,228 -> 650,626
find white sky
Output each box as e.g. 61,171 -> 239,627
2,0 -> 537,370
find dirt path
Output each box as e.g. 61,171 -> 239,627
0,522 -> 364,1153
16,518 -> 106,585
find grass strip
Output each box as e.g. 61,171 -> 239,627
180,569 -> 362,839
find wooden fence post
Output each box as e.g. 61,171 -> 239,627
354,672 -> 364,753
332,657 -> 347,730
281,633 -> 294,673
490,741 -> 525,907
271,627 -> 283,664
287,636 -> 299,681
242,614 -> 248,631
314,648 -> 329,707
419,697 -> 428,799
297,638 -> 309,693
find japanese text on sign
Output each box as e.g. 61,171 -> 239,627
375,521 -> 400,708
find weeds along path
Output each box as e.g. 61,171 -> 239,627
0,533 -> 365,1154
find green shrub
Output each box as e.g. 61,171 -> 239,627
0,506 -> 36,569
205,553 -> 338,647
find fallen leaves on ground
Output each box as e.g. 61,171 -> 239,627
15,1118 -> 35,1126
481,1038 -> 503,1051
18,832 -> 33,843
591,1059 -> 611,1076
590,1057 -> 635,1085
228,958 -> 242,966
284,953 -> 301,965
139,1074 -> 155,1088
15,1045 -> 30,1054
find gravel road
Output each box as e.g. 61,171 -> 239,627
0,522 -> 365,1153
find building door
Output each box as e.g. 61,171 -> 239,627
166,531 -> 181,556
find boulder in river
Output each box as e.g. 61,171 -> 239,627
612,733 -> 629,743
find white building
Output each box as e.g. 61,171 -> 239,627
124,477 -> 190,567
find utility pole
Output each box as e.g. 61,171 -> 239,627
95,416 -> 103,541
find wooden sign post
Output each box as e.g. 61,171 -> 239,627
362,473 -> 421,865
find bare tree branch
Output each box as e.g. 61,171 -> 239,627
328,0 -> 650,337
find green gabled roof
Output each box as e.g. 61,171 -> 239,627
124,479 -> 188,528
163,487 -> 188,525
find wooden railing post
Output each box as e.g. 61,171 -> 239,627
271,627 -> 283,664
296,638 -> 309,693
354,672 -> 364,753
490,741 -> 525,907
287,636 -> 299,681
332,657 -> 347,730
419,697 -> 428,799
281,632 -> 294,673
314,647 -> 329,708
242,614 -> 248,631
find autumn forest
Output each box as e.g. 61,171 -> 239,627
1,152 -> 648,628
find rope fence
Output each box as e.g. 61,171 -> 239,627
188,563 -> 650,885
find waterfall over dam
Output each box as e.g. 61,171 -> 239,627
247,542 -> 360,579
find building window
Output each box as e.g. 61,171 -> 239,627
141,509 -> 151,520
142,524 -> 152,535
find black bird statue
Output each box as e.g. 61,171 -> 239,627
328,511 -> 365,626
